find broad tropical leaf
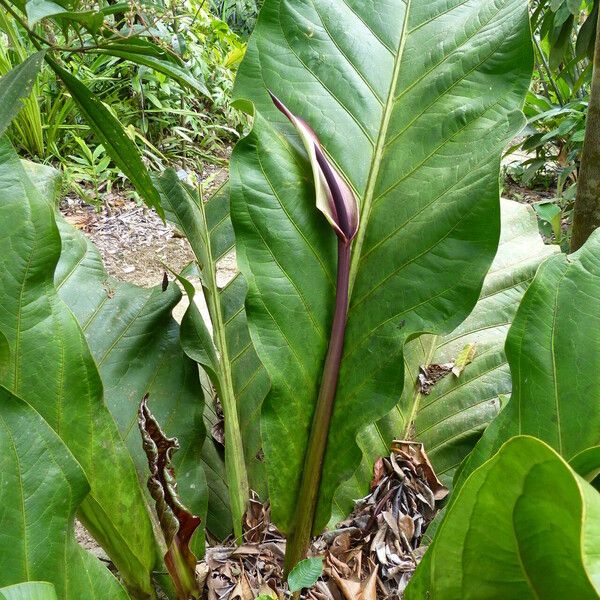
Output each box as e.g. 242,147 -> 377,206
158,173 -> 269,536
26,155 -> 228,540
0,51 -> 45,138
332,199 -> 557,521
0,387 -> 130,600
0,139 -> 157,598
406,436 -> 600,599
230,0 -> 533,534
456,230 -> 600,486
53,215 -> 213,547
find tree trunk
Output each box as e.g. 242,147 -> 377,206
571,7 -> 600,251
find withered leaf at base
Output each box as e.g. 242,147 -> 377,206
139,395 -> 202,600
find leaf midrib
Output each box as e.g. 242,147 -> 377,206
347,0 -> 411,298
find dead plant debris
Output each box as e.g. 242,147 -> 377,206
60,193 -> 195,288
417,363 -> 453,395
200,442 -> 447,599
204,495 -> 284,599
417,342 -> 477,395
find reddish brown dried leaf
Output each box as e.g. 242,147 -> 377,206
139,395 -> 202,599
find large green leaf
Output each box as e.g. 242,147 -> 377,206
0,139 -> 158,598
406,436 -> 600,599
456,229 -> 600,487
0,387 -> 130,600
47,58 -> 164,218
0,51 -> 45,138
53,216 -> 211,549
22,157 -> 229,542
230,0 -> 533,534
332,199 -> 557,520
157,173 -> 269,537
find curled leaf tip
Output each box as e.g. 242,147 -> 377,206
268,91 -> 359,243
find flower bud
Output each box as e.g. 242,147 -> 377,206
269,92 -> 359,243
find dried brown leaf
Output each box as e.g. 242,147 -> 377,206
391,441 -> 448,501
139,395 -> 201,599
370,457 -> 385,490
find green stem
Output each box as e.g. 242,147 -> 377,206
571,5 -> 600,251
533,33 -> 564,107
165,539 -> 201,600
197,194 -> 249,541
284,239 -> 351,573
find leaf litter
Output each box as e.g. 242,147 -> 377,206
417,342 -> 477,394
198,442 -> 447,599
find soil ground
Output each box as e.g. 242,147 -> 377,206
60,164 -> 227,289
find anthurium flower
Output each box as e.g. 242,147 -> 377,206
269,92 -> 359,243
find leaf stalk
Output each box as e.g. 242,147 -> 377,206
284,239 -> 352,573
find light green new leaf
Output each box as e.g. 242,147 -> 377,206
332,199 -> 556,521
25,0 -> 103,31
0,139 -> 157,598
47,58 -> 164,218
175,272 -> 221,392
53,216 -> 211,550
0,388 -> 130,600
158,173 -> 269,537
456,230 -> 600,487
406,436 -> 600,599
26,0 -> 68,24
231,0 -> 533,534
0,51 -> 45,138
0,583 -> 56,600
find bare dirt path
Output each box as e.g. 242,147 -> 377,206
60,168 -> 228,289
